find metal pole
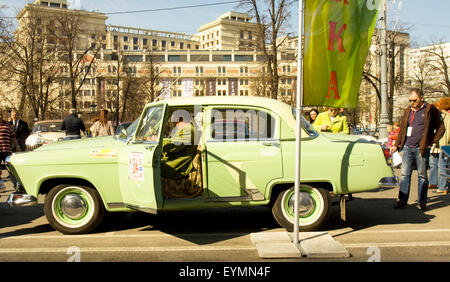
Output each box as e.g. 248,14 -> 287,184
379,0 -> 389,139
294,0 -> 305,247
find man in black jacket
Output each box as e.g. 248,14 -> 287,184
9,110 -> 29,152
61,108 -> 86,140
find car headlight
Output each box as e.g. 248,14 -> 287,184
5,154 -> 11,165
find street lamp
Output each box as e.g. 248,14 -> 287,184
379,0 -> 389,139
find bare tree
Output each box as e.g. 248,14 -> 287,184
141,51 -> 163,102
362,28 -> 410,123
239,0 -> 295,100
420,38 -> 450,97
55,10 -> 103,109
0,8 -> 62,120
409,50 -> 437,94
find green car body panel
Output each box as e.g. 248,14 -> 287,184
8,97 -> 395,215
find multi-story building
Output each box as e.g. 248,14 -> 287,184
406,42 -> 450,98
6,0 -> 448,129
0,0 -> 297,122
196,11 -> 260,51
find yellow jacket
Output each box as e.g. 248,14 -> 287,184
313,112 -> 349,134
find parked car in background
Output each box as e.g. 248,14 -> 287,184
6,97 -> 398,234
25,120 -> 64,150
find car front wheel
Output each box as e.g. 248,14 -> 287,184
44,184 -> 105,234
272,185 -> 331,232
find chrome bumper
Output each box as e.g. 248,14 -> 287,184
378,176 -> 399,188
7,193 -> 38,207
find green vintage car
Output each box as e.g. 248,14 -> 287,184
6,97 -> 397,234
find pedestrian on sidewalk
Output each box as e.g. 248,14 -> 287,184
90,109 -> 114,137
434,97 -> 450,195
390,88 -> 445,211
61,108 -> 86,140
9,109 -> 30,152
429,102 -> 441,190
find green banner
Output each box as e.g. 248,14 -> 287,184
303,0 -> 379,108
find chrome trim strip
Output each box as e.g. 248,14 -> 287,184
107,202 -> 126,209
124,203 -> 157,215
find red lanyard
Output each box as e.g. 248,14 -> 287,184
409,110 -> 417,125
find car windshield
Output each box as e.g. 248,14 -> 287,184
32,122 -> 62,133
291,107 -> 318,138
116,119 -> 139,141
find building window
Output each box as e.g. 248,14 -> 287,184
123,36 -> 128,42
173,67 -> 182,74
171,41 -> 175,47
133,37 -> 138,44
180,42 -> 184,49
162,40 -> 166,48
196,66 -> 204,74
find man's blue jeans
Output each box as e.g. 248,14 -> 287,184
399,146 -> 429,204
438,151 -> 449,191
429,153 -> 439,186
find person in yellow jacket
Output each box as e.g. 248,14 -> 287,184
313,107 -> 349,134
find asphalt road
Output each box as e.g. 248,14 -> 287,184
1,168 -> 450,263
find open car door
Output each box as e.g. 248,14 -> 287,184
118,104 -> 166,214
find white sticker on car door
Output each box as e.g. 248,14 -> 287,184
128,152 -> 144,181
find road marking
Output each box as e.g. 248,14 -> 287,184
344,241 -> 450,248
3,228 -> 450,240
0,233 -> 249,240
331,229 -> 450,236
0,246 -> 256,253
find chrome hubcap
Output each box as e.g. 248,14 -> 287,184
60,194 -> 87,219
288,191 -> 315,217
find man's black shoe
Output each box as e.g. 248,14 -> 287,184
393,201 -> 406,209
419,202 -> 427,211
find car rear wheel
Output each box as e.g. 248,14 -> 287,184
44,184 -> 105,234
272,185 -> 331,232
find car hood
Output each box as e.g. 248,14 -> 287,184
34,136 -> 115,151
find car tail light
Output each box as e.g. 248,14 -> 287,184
381,145 -> 392,165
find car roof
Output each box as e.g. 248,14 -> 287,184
152,96 -> 291,109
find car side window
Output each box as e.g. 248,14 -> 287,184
210,108 -> 276,141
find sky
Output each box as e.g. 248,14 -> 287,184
1,0 -> 450,46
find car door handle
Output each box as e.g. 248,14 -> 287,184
144,145 -> 155,150
262,141 -> 280,147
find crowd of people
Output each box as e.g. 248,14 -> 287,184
306,89 -> 450,209
60,108 -> 115,140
